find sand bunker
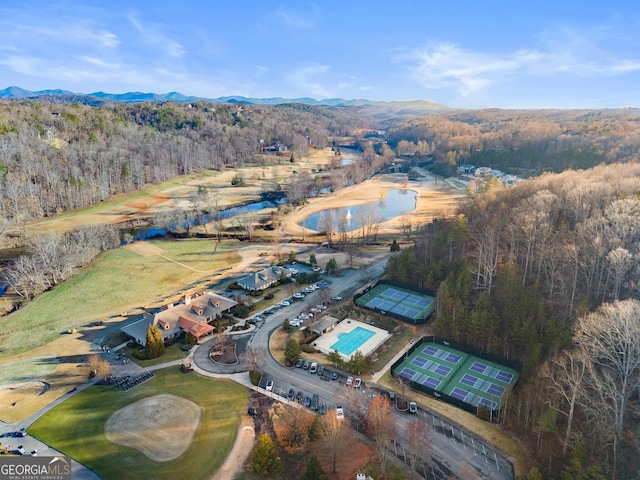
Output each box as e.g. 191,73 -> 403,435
105,393 -> 201,462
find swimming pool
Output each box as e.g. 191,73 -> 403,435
330,326 -> 376,356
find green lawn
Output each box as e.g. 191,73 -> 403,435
126,342 -> 190,367
29,367 -> 248,480
0,239 -> 241,359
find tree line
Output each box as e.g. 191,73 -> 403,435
0,99 -> 371,225
386,108 -> 640,176
384,161 -> 640,478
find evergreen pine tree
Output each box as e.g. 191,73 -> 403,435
300,455 -> 325,480
251,433 -> 282,474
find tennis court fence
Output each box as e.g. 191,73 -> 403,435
391,335 -> 521,416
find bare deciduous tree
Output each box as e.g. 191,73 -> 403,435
574,299 -> 640,477
404,418 -> 430,479
545,350 -> 587,456
366,395 -> 395,478
318,407 -> 349,473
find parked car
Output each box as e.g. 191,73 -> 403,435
346,376 -> 354,386
353,377 -> 362,388
311,394 -> 319,411
331,371 -> 338,381
295,358 -> 304,368
317,366 -> 325,376
409,401 -> 418,414
265,380 -> 274,391
304,395 -> 312,408
319,403 -> 327,415
280,300 -> 291,306
287,388 -> 295,400
303,360 -> 310,370
335,406 -> 344,420
296,391 -> 304,402
17,445 -> 25,455
331,295 -> 342,301
248,407 -> 258,416
17,427 -> 27,437
309,362 -> 318,374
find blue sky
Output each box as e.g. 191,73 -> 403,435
1,1 -> 639,108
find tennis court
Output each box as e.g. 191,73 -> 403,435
393,342 -> 519,413
356,283 -> 435,322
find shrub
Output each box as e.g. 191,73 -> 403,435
300,344 -> 316,354
232,304 -> 251,318
249,370 -> 262,386
476,406 -> 491,421
131,349 -> 146,360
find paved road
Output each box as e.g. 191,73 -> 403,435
0,255 -> 514,480
195,259 -> 515,480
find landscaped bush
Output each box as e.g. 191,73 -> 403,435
300,344 -> 316,354
131,349 -> 146,360
232,304 -> 252,318
265,293 -> 274,300
249,370 -> 262,386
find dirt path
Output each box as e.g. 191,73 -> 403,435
211,416 -> 255,480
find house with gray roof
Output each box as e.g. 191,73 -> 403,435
121,291 -> 237,346
237,266 -> 292,292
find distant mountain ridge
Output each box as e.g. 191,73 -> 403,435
0,86 -> 446,109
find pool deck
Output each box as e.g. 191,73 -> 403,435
313,318 -> 391,360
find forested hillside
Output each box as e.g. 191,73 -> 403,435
385,162 -> 640,478
0,99 -> 370,222
386,109 -> 640,176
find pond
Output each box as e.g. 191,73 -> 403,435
126,197 -> 288,241
299,189 -> 417,232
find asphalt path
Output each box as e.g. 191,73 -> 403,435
210,259 -> 515,480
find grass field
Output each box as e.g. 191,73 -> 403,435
0,239 -> 241,359
29,367 -> 248,480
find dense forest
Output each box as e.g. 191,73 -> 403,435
386,108 -> 640,176
0,99 -> 371,223
385,162 -> 640,479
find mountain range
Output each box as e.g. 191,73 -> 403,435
0,86 -> 446,109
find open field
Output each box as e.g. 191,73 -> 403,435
29,367 -> 248,480
16,149 -> 338,240
0,239 -> 241,360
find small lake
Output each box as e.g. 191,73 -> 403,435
299,189 -> 417,232
127,197 -> 287,241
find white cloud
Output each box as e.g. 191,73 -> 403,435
127,14 -> 185,58
405,35 -> 640,98
287,64 -> 334,98
274,7 -> 315,29
255,65 -> 269,76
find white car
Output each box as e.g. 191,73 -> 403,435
346,376 -> 354,386
335,406 -> 344,420
280,300 -> 290,306
265,380 -> 274,391
353,377 -> 362,388
331,295 -> 342,301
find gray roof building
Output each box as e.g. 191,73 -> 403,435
237,266 -> 292,291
